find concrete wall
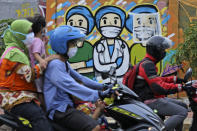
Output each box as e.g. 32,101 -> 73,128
0,0 -> 39,20
0,0 -> 46,46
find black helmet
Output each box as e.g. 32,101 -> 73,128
146,35 -> 172,61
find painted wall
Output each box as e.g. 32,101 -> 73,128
46,0 -> 197,83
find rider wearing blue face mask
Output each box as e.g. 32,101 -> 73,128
44,25 -> 112,131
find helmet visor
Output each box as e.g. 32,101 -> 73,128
73,37 -> 85,47
161,37 -> 173,50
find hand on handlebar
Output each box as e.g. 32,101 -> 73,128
103,83 -> 114,90
98,88 -> 113,100
177,77 -> 187,84
182,85 -> 197,92
192,81 -> 197,88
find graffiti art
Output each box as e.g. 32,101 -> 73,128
45,0 -> 197,81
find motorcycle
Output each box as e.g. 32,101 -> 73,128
180,68 -> 197,131
100,81 -> 164,131
99,67 -> 165,131
0,67 -> 165,131
0,110 -> 66,131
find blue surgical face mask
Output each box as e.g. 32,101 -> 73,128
2,26 -> 34,46
22,32 -> 34,45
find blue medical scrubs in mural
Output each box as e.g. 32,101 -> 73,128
93,6 -> 130,84
65,6 -> 95,79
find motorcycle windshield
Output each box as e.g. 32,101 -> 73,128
117,81 -> 139,98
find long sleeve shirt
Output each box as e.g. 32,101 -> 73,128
44,59 -> 104,119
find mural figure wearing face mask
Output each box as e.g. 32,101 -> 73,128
65,6 -> 95,79
126,4 -> 163,74
94,6 -> 130,84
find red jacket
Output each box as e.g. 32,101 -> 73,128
134,53 -> 182,101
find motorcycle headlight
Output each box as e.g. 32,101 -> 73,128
148,126 -> 165,131
148,127 -> 157,131
147,115 -> 165,130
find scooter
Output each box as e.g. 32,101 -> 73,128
100,67 -> 165,131
180,68 -> 197,131
0,110 -> 66,131
0,67 -> 165,131
101,81 -> 164,131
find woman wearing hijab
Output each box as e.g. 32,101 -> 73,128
0,19 -> 55,131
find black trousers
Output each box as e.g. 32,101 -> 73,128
11,102 -> 53,131
54,107 -> 98,131
147,97 -> 188,131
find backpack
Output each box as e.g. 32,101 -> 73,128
122,59 -> 147,90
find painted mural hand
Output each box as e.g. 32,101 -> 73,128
111,63 -> 117,70
103,83 -> 114,90
97,44 -> 104,53
98,88 -> 113,100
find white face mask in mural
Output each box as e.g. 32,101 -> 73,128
100,26 -> 121,38
22,32 -> 35,46
67,47 -> 78,58
75,27 -> 87,35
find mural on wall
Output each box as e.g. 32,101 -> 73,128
126,4 -> 162,74
65,6 -> 95,79
127,5 -> 162,43
46,0 -> 197,82
93,6 -> 129,84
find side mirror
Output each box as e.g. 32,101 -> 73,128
184,68 -> 192,82
109,66 -> 116,76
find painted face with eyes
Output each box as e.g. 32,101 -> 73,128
67,14 -> 88,35
99,13 -> 122,38
133,13 -> 160,42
